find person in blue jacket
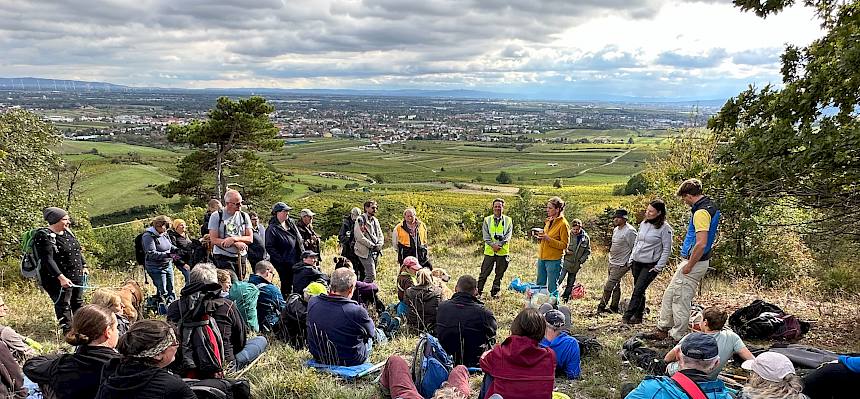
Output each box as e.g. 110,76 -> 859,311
625,332 -> 732,399
142,215 -> 179,306
539,309 -> 580,379
248,261 -> 286,332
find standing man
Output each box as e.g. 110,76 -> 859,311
597,209 -> 637,314
477,198 -> 512,298
338,207 -> 364,280
353,200 -> 384,283
297,209 -> 321,264
208,189 -> 254,280
645,179 -> 721,342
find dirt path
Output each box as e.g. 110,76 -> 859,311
577,147 -> 634,176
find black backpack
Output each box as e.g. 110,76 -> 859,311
186,378 -> 251,399
134,231 -> 154,266
621,337 -> 666,375
174,286 -> 226,375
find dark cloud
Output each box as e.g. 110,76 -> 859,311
732,47 -> 782,65
655,48 -> 729,68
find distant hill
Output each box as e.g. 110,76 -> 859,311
0,77 -> 127,91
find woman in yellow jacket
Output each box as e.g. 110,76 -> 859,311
534,196 -> 570,296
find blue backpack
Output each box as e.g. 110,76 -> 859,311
411,333 -> 454,399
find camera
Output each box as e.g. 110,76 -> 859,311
530,228 -> 544,234
493,234 -> 504,241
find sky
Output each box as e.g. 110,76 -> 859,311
0,0 -> 825,101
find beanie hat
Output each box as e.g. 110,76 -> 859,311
304,282 -> 327,297
43,207 -> 68,225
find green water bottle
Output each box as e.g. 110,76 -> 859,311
24,337 -> 42,352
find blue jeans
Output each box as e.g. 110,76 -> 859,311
176,263 -> 190,285
146,264 -> 175,303
234,336 -> 268,371
536,259 -> 562,295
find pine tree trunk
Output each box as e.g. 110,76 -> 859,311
216,146 -> 224,200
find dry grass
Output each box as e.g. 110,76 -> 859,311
1,234 -> 858,399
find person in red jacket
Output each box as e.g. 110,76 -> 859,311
479,308 -> 556,399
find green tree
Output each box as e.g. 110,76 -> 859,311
495,170 -> 513,184
159,96 -> 281,202
553,178 -> 563,188
0,110 -> 62,257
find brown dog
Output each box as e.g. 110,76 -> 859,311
116,280 -> 144,321
430,268 -> 453,301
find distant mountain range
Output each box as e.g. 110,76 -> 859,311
0,76 -> 729,106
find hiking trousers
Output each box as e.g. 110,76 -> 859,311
380,355 -> 470,399
478,254 -> 509,296
42,277 -> 84,333
598,262 -> 631,310
536,259 -> 562,295
623,260 -> 659,320
359,255 -> 377,283
657,259 -> 709,340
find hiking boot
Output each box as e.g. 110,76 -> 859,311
596,306 -> 610,314
609,307 -> 620,314
385,316 -> 402,339
640,328 -> 669,341
379,311 -> 392,332
490,290 -> 500,299
626,316 -> 643,325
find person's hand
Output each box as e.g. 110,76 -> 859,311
82,267 -> 89,275
682,263 -> 693,274
183,265 -> 191,271
170,254 -> 182,262
222,237 -> 235,247
537,231 -> 548,241
649,267 -> 660,273
58,274 -> 73,288
234,242 -> 248,251
492,244 -> 502,252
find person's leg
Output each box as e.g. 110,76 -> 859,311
490,255 -> 509,296
70,285 -> 84,314
477,255 -> 495,295
43,278 -> 72,332
609,262 -> 631,311
598,263 -> 613,311
233,336 -> 269,370
624,262 -> 644,320
361,256 -> 376,283
545,260 -> 561,295
669,260 -> 709,340
535,259 -> 547,286
657,262 -> 686,332
630,264 -> 659,321
380,356 -> 423,399
178,264 -> 191,286
146,266 -> 167,300
165,266 -> 176,303
445,365 -> 471,397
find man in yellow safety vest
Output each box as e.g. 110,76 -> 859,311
477,198 -> 513,298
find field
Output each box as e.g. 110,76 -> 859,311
2,237 -> 857,398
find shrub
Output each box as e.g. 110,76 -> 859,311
496,171 -> 513,184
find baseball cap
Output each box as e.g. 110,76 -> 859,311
742,352 -> 796,383
543,310 -> 566,329
300,208 -> 315,217
301,250 -> 319,258
680,332 -> 719,360
272,202 -> 292,213
402,256 -> 421,272
613,209 -> 629,219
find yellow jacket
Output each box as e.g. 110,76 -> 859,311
538,215 -> 570,260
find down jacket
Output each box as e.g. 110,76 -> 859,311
404,284 -> 442,333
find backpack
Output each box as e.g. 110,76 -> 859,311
571,335 -> 603,357
729,300 -> 810,340
134,231 -> 149,266
228,281 -> 260,333
175,288 -> 226,375
186,378 -> 251,399
20,228 -> 54,280
621,337 -> 666,375
411,333 -> 454,399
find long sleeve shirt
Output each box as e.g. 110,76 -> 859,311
608,223 -> 637,266
631,222 -> 673,271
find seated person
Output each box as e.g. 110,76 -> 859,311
168,264 -> 267,374
436,275 -> 497,367
279,282 -> 327,349
664,307 -> 754,379
380,354 -> 471,399
0,342 -> 26,398
396,256 -> 421,316
405,268 -> 443,333
248,261 -> 286,332
91,289 -> 130,337
25,305 -> 121,399
292,251 -> 330,295
479,308 -> 556,399
307,268 -> 386,366
803,355 -> 860,399
539,309 -> 580,379
96,319 -> 195,399
739,352 -> 807,399
0,295 -> 38,362
334,257 -> 384,313
625,332 -> 733,399
218,269 -> 260,333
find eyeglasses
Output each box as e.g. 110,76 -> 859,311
227,201 -> 243,206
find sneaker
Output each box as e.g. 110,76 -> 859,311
385,316 -> 401,339
379,311 -> 392,332
640,328 -> 669,341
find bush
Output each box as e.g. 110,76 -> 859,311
496,171 -> 513,184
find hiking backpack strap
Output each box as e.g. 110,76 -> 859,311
670,372 -> 708,399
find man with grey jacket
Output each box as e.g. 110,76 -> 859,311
353,200 -> 384,283
597,209 -> 637,314
558,219 -> 590,301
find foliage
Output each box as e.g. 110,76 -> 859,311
158,96 -> 281,203
315,202 -> 353,240
553,178 -> 563,188
495,170 -> 513,184
510,187 -> 545,236
622,173 -> 648,195
0,110 -> 63,258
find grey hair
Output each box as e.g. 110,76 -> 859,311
350,207 -> 361,218
330,268 -> 356,294
190,263 -> 218,284
404,207 -> 417,217
223,189 -> 240,203
679,354 -> 720,375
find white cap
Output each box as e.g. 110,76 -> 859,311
300,208 -> 315,217
741,352 -> 796,383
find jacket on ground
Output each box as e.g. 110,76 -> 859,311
249,274 -> 286,330
96,358 -> 195,399
405,284 -> 442,333
540,331 -> 581,379
480,335 -> 556,399
306,293 -> 375,366
24,345 -> 121,399
624,369 -> 733,399
435,292 -> 497,367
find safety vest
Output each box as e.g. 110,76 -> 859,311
483,215 -> 511,256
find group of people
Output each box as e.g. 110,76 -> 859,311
15,179 -> 858,399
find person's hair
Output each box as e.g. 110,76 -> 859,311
432,386 -> 468,399
547,196 -> 565,212
216,269 -> 232,286
646,199 -> 667,228
334,256 -> 353,270
679,353 -> 720,374
151,215 -> 172,229
350,207 -> 361,218
510,308 -> 546,341
455,275 -> 477,294
117,319 -> 174,361
191,263 -> 218,284
702,307 -> 728,331
403,207 -> 416,217
91,289 -> 122,312
744,372 -> 806,398
330,268 -> 356,294
171,218 -> 186,230
492,198 -> 505,206
65,304 -> 116,346
248,211 -> 258,218
254,260 -> 273,275
676,178 -> 704,197
363,200 -> 377,210
223,189 -> 240,203
415,268 -> 433,287
207,199 -> 222,212
570,218 -> 582,227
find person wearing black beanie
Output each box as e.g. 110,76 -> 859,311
35,207 -> 87,333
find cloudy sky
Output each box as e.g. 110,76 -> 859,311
0,0 -> 823,100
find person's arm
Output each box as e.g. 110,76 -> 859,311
353,216 -> 375,248
544,222 -> 569,250
264,226 -> 276,257
33,231 -> 61,278
664,345 -> 681,362
737,346 -> 754,361
485,311 -> 498,346
0,327 -> 37,358
143,233 -> 171,260
376,220 -> 384,248
580,235 -> 592,264
23,354 -> 59,384
654,226 -> 673,271
566,341 -> 582,379
392,225 -> 399,251
626,227 -> 638,251
482,218 -> 493,246
338,220 -> 350,244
